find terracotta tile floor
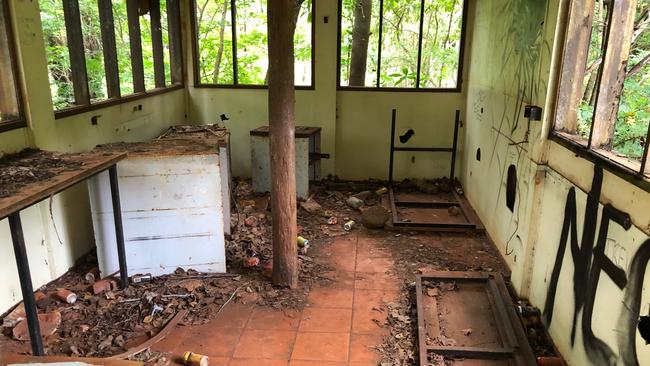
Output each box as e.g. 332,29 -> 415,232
152,232 -> 399,365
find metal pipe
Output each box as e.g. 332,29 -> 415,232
376,0 -> 384,87
389,108 -> 396,185
108,165 -> 129,289
450,110 -> 460,179
9,213 -> 44,356
415,0 -> 425,87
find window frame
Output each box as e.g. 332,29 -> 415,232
336,0 -> 468,93
549,0 -> 650,191
190,0 -> 316,90
0,0 -> 26,133
49,0 -> 185,120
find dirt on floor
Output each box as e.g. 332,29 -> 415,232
0,149 -> 83,198
0,177 -> 555,365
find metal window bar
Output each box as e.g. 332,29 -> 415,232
150,0 -> 166,88
415,0 -> 425,88
98,0 -> 120,99
376,0 -> 384,88
230,0 -> 239,85
167,0 -> 183,84
126,0 -> 145,93
62,0 -> 90,105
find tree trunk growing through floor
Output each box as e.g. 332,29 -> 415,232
349,0 -> 372,86
268,0 -> 298,288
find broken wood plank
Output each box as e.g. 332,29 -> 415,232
108,309 -> 188,360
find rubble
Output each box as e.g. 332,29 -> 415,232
12,311 -> 61,341
361,205 -> 390,229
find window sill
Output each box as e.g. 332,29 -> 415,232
337,86 -> 461,93
54,84 -> 184,120
193,84 -> 315,91
0,118 -> 27,133
549,131 -> 650,191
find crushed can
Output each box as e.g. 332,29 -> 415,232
183,351 -> 209,366
131,273 -> 153,284
375,187 -> 388,195
344,220 -> 356,231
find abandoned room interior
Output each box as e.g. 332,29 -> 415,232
0,0 -> 649,365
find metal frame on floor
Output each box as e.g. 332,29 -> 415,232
415,271 -> 536,365
2,161 -> 129,356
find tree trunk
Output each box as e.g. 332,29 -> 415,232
212,0 -> 229,83
264,0 -> 305,85
268,0 -> 298,288
349,0 -> 372,86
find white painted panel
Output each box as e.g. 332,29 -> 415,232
88,154 -> 226,278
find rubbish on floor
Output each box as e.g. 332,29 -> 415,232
12,311 -> 61,341
84,267 -> 99,284
346,196 -> 364,209
54,288 -> 77,304
108,309 -> 188,360
3,292 -> 45,328
376,187 -> 389,195
343,220 -> 356,231
300,197 -> 322,214
327,216 -> 337,225
183,351 -> 209,366
92,278 -> 118,295
130,273 -> 152,284
361,205 -> 390,229
297,236 -> 309,247
243,257 -> 260,268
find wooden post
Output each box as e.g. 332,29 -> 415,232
591,0 -> 637,148
554,0 -> 595,133
268,0 -> 298,288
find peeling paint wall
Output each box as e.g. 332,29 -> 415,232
460,0 -> 650,365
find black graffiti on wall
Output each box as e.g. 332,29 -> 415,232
543,165 -> 650,366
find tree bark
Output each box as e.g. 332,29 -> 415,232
349,0 -> 372,86
212,0 -> 229,83
268,0 -> 298,288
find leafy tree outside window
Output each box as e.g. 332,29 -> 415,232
553,1 -> 650,177
338,0 -> 466,90
193,0 -> 314,87
39,0 -> 182,112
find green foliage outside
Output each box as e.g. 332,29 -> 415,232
339,0 -> 464,88
40,0 -> 173,110
576,2 -> 649,161
195,0 -> 313,86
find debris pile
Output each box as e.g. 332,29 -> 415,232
377,292 -> 418,366
0,149 -> 83,198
